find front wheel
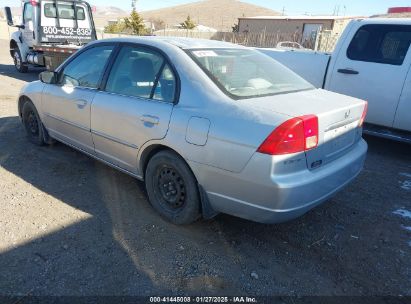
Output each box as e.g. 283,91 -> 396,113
13,49 -> 28,73
145,150 -> 201,225
22,101 -> 45,146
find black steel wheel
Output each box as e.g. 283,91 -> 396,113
145,150 -> 201,224
22,101 -> 45,146
156,165 -> 187,210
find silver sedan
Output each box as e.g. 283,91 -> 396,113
18,37 -> 368,224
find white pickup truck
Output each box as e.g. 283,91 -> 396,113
259,18 -> 411,143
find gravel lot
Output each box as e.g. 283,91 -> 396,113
0,39 -> 410,298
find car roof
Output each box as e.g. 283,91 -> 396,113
93,36 -> 245,50
357,18 -> 411,25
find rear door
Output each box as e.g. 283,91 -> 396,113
90,45 -> 176,174
326,23 -> 411,128
40,0 -> 95,44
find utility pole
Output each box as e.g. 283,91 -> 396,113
131,0 -> 136,10
282,7 -> 285,16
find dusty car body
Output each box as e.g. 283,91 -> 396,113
17,37 -> 368,224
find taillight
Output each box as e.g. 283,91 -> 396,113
257,115 -> 319,155
359,102 -> 368,127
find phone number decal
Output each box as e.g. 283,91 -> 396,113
42,26 -> 92,36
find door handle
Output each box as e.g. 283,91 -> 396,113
337,68 -> 359,75
75,99 -> 88,109
140,115 -> 159,125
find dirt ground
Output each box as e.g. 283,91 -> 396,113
0,39 -> 410,299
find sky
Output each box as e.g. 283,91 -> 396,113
2,0 -> 411,16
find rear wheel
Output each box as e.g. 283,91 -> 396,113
22,101 -> 45,146
13,48 -> 28,73
145,150 -> 201,225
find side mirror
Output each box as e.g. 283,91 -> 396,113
4,7 -> 14,26
39,71 -> 57,84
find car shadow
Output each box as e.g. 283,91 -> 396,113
0,64 -> 45,82
0,116 -> 410,296
1,115 -> 261,296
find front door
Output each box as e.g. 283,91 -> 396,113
42,45 -> 115,154
91,45 -> 177,174
327,24 -> 411,128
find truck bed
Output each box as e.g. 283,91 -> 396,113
257,48 -> 331,88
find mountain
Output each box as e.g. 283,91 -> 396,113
92,6 -> 128,28
140,0 -> 280,31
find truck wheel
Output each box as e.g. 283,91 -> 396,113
13,49 -> 28,73
145,150 -> 201,225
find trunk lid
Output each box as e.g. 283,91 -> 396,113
242,89 -> 366,169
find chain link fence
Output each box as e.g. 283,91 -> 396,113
97,28 -> 341,53
211,30 -> 340,52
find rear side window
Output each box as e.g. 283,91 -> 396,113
60,45 -> 114,88
44,3 -> 86,20
347,24 -> 411,65
105,46 -> 176,102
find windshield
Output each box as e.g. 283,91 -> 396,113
188,48 -> 314,99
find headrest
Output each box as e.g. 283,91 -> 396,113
131,58 -> 156,82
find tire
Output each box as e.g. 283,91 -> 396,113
13,48 -> 28,73
145,150 -> 201,225
22,101 -> 45,146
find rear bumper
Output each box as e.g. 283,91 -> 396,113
191,139 -> 367,223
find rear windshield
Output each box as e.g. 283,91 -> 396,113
44,3 -> 86,20
188,48 -> 314,99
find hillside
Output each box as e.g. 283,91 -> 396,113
141,0 -> 280,31
92,6 -> 128,28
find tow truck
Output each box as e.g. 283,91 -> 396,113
4,0 -> 97,72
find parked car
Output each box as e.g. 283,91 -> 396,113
17,37 -> 368,224
259,18 -> 411,143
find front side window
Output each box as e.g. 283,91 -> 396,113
60,45 -> 114,88
23,3 -> 33,23
347,24 -> 411,65
44,3 -> 86,20
188,48 -> 314,99
106,46 -> 176,102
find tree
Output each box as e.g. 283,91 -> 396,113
148,18 -> 165,31
180,15 -> 196,30
124,8 -> 146,35
104,20 -> 127,34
